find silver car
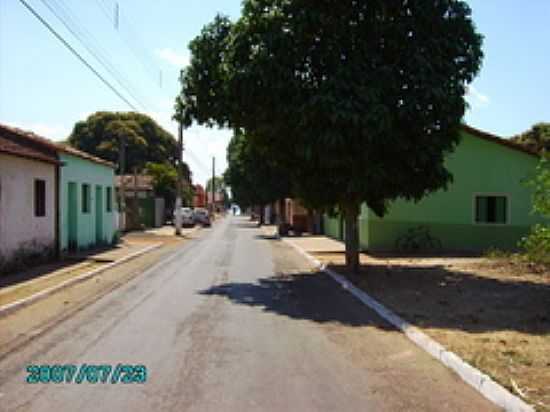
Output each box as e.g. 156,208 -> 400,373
193,208 -> 211,227
173,207 -> 195,227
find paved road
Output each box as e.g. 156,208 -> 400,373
0,216 -> 498,411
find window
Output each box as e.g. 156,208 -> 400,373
82,184 -> 90,213
106,186 -> 112,212
475,195 -> 508,224
34,179 -> 46,217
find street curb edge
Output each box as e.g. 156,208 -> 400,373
0,243 -> 163,318
282,238 -> 534,412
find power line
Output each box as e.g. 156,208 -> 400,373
17,0 -> 138,111
40,0 -> 154,111
94,0 -> 161,86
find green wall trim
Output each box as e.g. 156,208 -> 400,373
322,130 -> 547,253
59,153 -> 116,251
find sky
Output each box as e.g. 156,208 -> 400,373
1,1 -> 549,186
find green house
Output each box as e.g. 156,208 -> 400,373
58,145 -> 116,252
323,125 -> 545,253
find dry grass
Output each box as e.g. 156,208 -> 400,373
313,251 -> 550,411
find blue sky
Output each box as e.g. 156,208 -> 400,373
1,1 -> 549,185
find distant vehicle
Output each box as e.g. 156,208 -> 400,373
173,207 -> 195,227
193,208 -> 211,227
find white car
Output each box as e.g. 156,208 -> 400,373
174,207 -> 195,227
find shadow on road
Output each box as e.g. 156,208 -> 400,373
199,271 -> 395,330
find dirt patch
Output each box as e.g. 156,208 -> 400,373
314,251 -> 550,411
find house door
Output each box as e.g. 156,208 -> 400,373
68,182 -> 78,251
95,185 -> 103,244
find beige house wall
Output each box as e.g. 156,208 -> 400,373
0,153 -> 56,261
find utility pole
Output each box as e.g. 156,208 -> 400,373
211,157 -> 216,217
174,121 -> 183,235
118,136 -> 126,231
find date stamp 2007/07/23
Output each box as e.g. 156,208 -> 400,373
26,364 -> 147,384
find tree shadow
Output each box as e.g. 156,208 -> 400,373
330,262 -> 550,335
199,270 -> 395,330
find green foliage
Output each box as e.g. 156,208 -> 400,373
144,162 -> 193,208
519,225 -> 550,265
179,1 -> 483,269
519,157 -> 550,265
224,130 -> 292,209
511,123 -> 550,155
145,162 -> 178,204
68,111 -> 178,173
527,157 -> 550,217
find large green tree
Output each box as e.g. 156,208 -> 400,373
178,1 -> 483,273
68,111 -> 179,173
511,123 -> 550,155
224,129 -> 292,213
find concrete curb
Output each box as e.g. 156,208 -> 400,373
0,243 -> 163,318
282,238 -> 534,412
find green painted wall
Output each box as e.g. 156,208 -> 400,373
59,153 -> 116,252
366,131 -> 545,252
323,130 -> 546,253
323,214 -> 341,240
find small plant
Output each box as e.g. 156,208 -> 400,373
395,226 -> 442,252
484,247 -> 511,260
519,157 -> 550,266
519,224 -> 550,265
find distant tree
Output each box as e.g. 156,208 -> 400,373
144,162 -> 194,210
206,175 -> 231,209
224,129 -> 292,215
511,123 -> 550,155
178,1 -> 483,273
68,111 -> 179,173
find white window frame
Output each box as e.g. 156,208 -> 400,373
472,192 -> 511,226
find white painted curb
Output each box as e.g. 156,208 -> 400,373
282,238 -> 534,412
0,243 -> 163,317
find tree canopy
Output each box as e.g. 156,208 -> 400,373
68,111 -> 179,173
178,0 -> 483,272
224,129 -> 292,210
511,123 -> 550,155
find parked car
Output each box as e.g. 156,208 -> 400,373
173,207 -> 195,227
193,208 -> 211,227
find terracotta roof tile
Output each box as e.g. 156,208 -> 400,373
461,124 -> 539,157
0,124 -> 60,164
0,122 -> 114,168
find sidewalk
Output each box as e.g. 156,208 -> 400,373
0,230 -> 190,359
0,240 -> 162,310
0,227 -> 195,312
284,234 -> 548,412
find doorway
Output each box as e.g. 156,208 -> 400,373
95,185 -> 103,244
68,182 -> 78,251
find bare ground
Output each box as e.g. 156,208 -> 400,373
312,251 -> 550,411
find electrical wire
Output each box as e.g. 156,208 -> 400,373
17,0 -> 139,111
40,0 -> 154,111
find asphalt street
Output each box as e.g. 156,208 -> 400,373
0,216 -> 498,411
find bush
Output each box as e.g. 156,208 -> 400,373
519,157 -> 550,266
519,224 -> 550,265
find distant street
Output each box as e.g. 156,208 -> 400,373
0,216 -> 497,411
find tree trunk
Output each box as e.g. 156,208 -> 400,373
344,204 -> 360,274
278,198 -> 286,224
258,205 -> 265,226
